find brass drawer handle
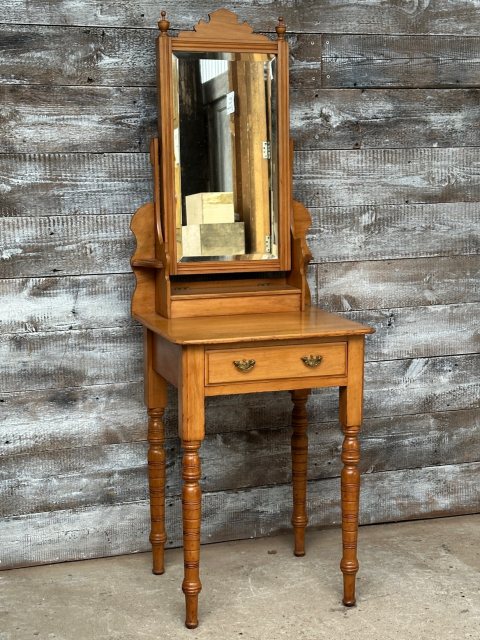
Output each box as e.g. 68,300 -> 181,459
233,359 -> 256,373
301,355 -> 323,368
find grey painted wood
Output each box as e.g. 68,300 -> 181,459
0,24 -> 158,87
322,35 -> 480,88
0,154 -> 151,217
351,303 -> 480,361
295,89 -> 480,149
317,255 -> 480,311
3,255 -> 476,334
2,149 -> 479,219
308,202 -> 480,262
2,461 -> 479,569
0,25 -> 315,91
3,85 -> 478,152
0,85 -> 157,153
0,214 -> 134,278
294,148 -> 480,208
0,383 -> 294,457
0,1 -> 479,569
1,312 -> 477,414
0,312 -> 478,392
1,149 -> 478,219
3,0 -> 480,35
1,202 -> 478,280
1,408 -> 478,517
0,274 -> 137,333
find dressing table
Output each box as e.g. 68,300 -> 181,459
130,9 -> 374,629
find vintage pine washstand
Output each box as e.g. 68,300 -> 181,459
130,9 -> 374,629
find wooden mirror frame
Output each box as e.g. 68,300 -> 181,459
156,9 -> 291,275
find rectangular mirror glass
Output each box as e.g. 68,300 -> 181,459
172,51 -> 278,263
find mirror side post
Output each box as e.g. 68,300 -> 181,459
276,17 -> 292,271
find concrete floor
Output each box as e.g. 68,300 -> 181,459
1,515 -> 479,640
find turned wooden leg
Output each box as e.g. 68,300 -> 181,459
339,335 -> 365,607
290,389 -> 310,557
340,423 -> 361,606
182,440 -> 202,629
148,408 -> 167,574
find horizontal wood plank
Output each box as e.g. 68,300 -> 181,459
0,383 -> 293,457
1,408 -> 478,517
3,85 -> 479,152
0,315 -> 478,393
1,255 -> 477,335
0,214 -> 133,278
0,85 -> 157,153
294,148 -> 480,208
0,24 -> 158,87
294,89 -> 480,149
2,150 -> 480,220
322,34 -> 480,88
350,303 -> 480,361
0,322 -> 477,415
308,202 -> 480,262
0,273 -> 136,333
0,26 -> 315,91
2,202 -> 479,279
0,154 -> 151,217
317,255 -> 480,310
2,461 -> 479,569
2,1 -> 479,35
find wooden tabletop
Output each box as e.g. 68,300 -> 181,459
134,307 -> 374,345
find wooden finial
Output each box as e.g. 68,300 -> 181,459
158,10 -> 170,34
276,16 -> 286,40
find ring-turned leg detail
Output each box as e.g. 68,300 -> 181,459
148,407 -> 167,575
290,389 -> 310,557
340,423 -> 361,606
182,440 -> 202,629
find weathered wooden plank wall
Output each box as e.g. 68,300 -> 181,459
0,1 -> 479,569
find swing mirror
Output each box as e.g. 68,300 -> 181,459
157,9 -> 291,274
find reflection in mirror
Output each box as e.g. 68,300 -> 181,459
172,51 -> 278,262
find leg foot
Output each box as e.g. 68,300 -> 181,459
182,440 -> 202,629
290,390 -> 310,557
342,574 -> 356,606
148,408 -> 167,575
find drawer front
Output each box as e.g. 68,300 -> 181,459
206,342 -> 347,385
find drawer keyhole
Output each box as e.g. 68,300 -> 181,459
301,355 -> 323,368
233,359 -> 256,372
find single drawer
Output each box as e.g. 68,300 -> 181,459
206,342 -> 347,385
